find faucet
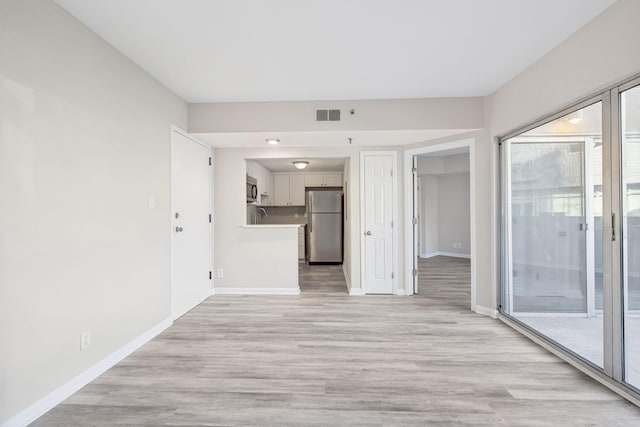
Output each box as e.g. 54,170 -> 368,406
254,207 -> 268,224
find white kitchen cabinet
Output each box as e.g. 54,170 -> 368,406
304,174 -> 324,187
290,175 -> 305,205
259,167 -> 273,205
273,175 -> 290,206
304,174 -> 342,187
273,174 -> 305,206
246,160 -> 274,205
246,160 -> 258,180
323,174 -> 343,187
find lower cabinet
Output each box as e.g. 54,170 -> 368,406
298,226 -> 305,260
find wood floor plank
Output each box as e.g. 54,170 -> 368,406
31,256 -> 640,426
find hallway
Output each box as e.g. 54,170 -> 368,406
33,266 -> 640,426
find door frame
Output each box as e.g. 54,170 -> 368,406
170,125 -> 213,320
404,138 -> 476,310
414,175 -> 422,293
360,151 -> 398,295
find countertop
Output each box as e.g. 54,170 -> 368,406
242,224 -> 305,228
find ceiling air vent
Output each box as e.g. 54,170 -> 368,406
316,109 -> 328,121
316,109 -> 341,121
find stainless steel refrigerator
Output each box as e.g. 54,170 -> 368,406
307,189 -> 343,264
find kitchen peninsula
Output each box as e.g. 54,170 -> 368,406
212,152 -> 349,297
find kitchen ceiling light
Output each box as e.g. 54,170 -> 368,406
292,161 -> 309,170
266,138 -> 280,145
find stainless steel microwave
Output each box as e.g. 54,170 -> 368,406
246,175 -> 258,203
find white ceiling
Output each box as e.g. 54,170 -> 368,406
55,0 -> 615,103
253,158 -> 346,173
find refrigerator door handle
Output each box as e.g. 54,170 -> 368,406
308,194 -> 312,233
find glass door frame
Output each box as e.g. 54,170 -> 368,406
615,76 -> 640,390
500,92 -> 617,378
500,74 -> 640,401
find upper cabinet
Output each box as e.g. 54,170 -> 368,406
256,169 -> 343,206
259,167 -> 273,205
305,174 -> 342,187
273,174 -> 305,206
246,160 -> 273,205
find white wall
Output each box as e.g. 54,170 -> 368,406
437,173 -> 471,256
484,0 -> 640,311
417,153 -> 470,175
420,175 -> 439,255
0,0 -> 187,424
189,97 -> 484,133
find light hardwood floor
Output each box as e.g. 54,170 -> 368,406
32,256 -> 640,426
298,262 -> 348,296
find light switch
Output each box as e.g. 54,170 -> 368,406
148,195 -> 156,209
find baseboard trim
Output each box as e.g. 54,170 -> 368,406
421,251 -> 471,259
342,265 -> 352,290
474,305 -> 499,319
2,317 -> 172,427
420,252 -> 439,258
213,287 -> 301,295
394,289 -> 407,296
348,288 -> 365,296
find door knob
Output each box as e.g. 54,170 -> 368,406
365,231 -> 372,235
175,226 -> 184,232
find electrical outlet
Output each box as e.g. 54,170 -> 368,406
217,268 -> 223,278
80,331 -> 91,350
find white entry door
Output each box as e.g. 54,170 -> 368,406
171,129 -> 211,320
363,154 -> 394,294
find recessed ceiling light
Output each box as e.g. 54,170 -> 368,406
292,161 -> 309,170
567,117 -> 582,124
266,138 -> 279,145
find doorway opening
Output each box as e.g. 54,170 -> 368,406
414,147 -> 471,307
405,139 -> 476,309
245,156 -> 350,296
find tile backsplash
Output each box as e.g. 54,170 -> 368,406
247,204 -> 306,225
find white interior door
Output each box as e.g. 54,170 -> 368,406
171,129 -> 211,320
363,154 -> 394,294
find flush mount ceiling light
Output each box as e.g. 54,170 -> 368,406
266,138 -> 280,145
292,161 -> 309,170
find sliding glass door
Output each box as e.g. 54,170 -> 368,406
621,82 -> 640,390
503,101 -> 604,368
501,75 -> 640,396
